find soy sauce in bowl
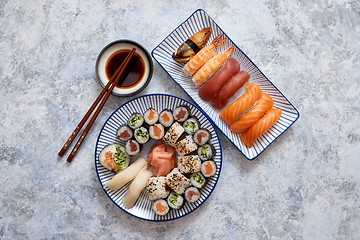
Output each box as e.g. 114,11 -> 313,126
105,49 -> 145,89
96,40 -> 153,97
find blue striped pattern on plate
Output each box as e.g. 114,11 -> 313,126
151,9 -> 300,160
95,94 -> 222,221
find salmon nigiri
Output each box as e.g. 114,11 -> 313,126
220,83 -> 263,125
241,108 -> 282,148
192,46 -> 234,88
229,94 -> 274,133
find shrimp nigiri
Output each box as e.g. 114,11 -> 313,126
183,34 -> 226,76
192,46 -> 234,88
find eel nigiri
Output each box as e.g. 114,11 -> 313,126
241,108 -> 282,148
192,46 -> 234,88
198,58 -> 240,102
211,70 -> 250,110
172,27 -> 211,63
229,94 -> 274,133
220,83 -> 263,125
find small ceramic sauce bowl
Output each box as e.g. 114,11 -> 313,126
95,40 -> 153,97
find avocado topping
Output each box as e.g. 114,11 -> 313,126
169,194 -> 178,205
129,115 -> 141,127
200,146 -> 209,159
185,120 -> 196,130
114,147 -> 128,170
192,173 -> 204,184
136,129 -> 148,140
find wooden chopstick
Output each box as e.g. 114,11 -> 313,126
60,47 -> 136,162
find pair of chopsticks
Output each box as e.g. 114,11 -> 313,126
58,47 -> 136,163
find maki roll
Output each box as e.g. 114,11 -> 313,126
173,105 -> 190,122
134,126 -> 150,144
193,128 -> 211,145
146,177 -> 169,201
127,113 -> 144,129
175,135 -> 198,156
201,160 -> 217,177
183,117 -> 200,135
153,199 -> 169,215
185,187 -> 200,203
166,168 -> 190,195
125,139 -> 141,156
190,172 -> 206,188
116,125 -> 133,141
159,109 -> 174,127
163,122 -> 185,147
197,143 -> 215,161
98,144 -> 130,173
149,123 -> 165,140
178,155 -> 201,174
144,108 -> 159,125
167,192 -> 184,210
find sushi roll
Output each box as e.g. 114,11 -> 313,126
201,160 -> 217,177
197,143 -> 215,161
183,117 -> 200,135
177,155 -> 201,174
185,187 -> 200,203
190,172 -> 206,188
144,108 -> 159,125
134,126 -> 150,144
149,123 -> 165,140
167,192 -> 184,210
125,139 -> 141,156
193,128 -> 211,145
153,199 -> 169,215
173,105 -> 190,122
98,144 -> 130,173
116,124 -> 133,141
159,109 -> 174,127
166,168 -> 191,195
127,113 -> 144,129
146,177 -> 169,201
163,122 -> 185,147
175,135 -> 198,156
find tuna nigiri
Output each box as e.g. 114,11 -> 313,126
211,70 -> 250,110
198,58 -> 240,101
229,94 -> 274,133
220,83 -> 263,125
241,108 -> 282,148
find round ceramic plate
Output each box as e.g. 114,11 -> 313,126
95,94 -> 222,221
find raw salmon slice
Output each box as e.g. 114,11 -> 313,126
220,83 -> 263,125
241,108 -> 282,148
229,94 -> 274,133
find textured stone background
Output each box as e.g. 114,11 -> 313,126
0,0 -> 359,239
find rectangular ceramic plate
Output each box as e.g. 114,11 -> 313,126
151,9 -> 299,160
